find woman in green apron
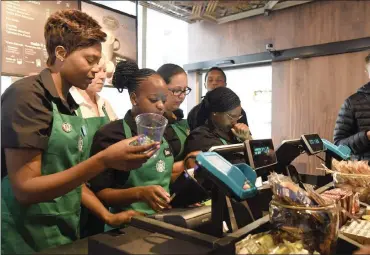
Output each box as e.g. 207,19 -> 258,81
88,60 -> 198,233
157,64 -> 192,161
69,57 -> 120,238
1,10 -> 158,255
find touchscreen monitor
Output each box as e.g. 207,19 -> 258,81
246,139 -> 277,170
301,134 -> 324,155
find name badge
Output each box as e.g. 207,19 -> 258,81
81,125 -> 87,137
164,148 -> 172,157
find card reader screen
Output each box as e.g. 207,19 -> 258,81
249,140 -> 277,169
206,155 -> 232,174
302,134 -> 324,154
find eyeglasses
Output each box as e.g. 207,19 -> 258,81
169,87 -> 192,97
225,113 -> 243,120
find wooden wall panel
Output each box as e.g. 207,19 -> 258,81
188,1 -> 370,63
272,51 -> 370,174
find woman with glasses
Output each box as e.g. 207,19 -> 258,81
184,87 -> 252,164
157,64 -> 192,161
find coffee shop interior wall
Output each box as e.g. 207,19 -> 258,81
187,1 -> 370,174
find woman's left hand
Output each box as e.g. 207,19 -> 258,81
231,123 -> 252,141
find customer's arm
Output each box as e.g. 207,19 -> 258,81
334,99 -> 370,154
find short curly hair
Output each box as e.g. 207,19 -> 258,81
44,9 -> 106,66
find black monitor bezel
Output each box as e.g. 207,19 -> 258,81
301,134 -> 324,155
245,139 -> 277,171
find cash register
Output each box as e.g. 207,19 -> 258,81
88,136 -> 358,255
88,139 -> 277,254
148,139 -> 276,233
275,133 -> 351,187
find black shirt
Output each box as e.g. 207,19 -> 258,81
164,109 -> 187,160
187,102 -> 249,131
85,110 -> 179,237
88,110 -> 178,193
88,111 -> 134,193
1,69 -> 78,178
184,121 -> 246,164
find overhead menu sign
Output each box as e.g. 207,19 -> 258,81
1,1 -> 78,76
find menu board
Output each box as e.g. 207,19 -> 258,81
81,1 -> 137,85
1,1 -> 78,76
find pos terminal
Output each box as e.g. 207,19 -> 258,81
86,136 -> 358,255
149,139 -> 276,233
275,133 -> 351,187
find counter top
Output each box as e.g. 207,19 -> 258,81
37,238 -> 88,255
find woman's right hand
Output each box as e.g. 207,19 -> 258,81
138,185 -> 171,212
106,210 -> 144,227
99,136 -> 160,171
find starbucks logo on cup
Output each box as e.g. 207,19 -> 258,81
156,160 -> 166,173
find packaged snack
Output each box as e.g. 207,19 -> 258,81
268,172 -> 315,207
269,200 -> 339,255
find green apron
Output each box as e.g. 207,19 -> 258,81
78,104 -> 110,161
109,120 -> 174,218
78,105 -> 110,238
1,102 -> 89,254
219,137 -> 228,145
171,119 -> 190,161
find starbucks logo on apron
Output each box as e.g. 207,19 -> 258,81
156,160 -> 166,173
62,122 -> 72,133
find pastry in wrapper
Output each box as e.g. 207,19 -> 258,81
321,188 -> 358,226
268,173 -> 315,206
331,159 -> 370,203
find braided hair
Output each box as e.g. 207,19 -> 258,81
157,64 -> 186,84
112,60 -> 156,93
196,87 -> 240,127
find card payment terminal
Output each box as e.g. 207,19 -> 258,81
196,152 -> 258,201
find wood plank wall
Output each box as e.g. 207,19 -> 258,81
272,51 -> 369,174
188,1 -> 370,63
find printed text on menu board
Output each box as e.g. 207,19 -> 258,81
1,1 -> 78,76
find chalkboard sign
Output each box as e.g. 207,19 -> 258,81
1,1 -> 79,76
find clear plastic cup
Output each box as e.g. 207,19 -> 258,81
135,113 -> 168,158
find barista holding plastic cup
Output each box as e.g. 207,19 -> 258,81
1,10 -> 159,254
88,60 -> 198,233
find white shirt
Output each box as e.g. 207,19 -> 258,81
70,86 -> 118,121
